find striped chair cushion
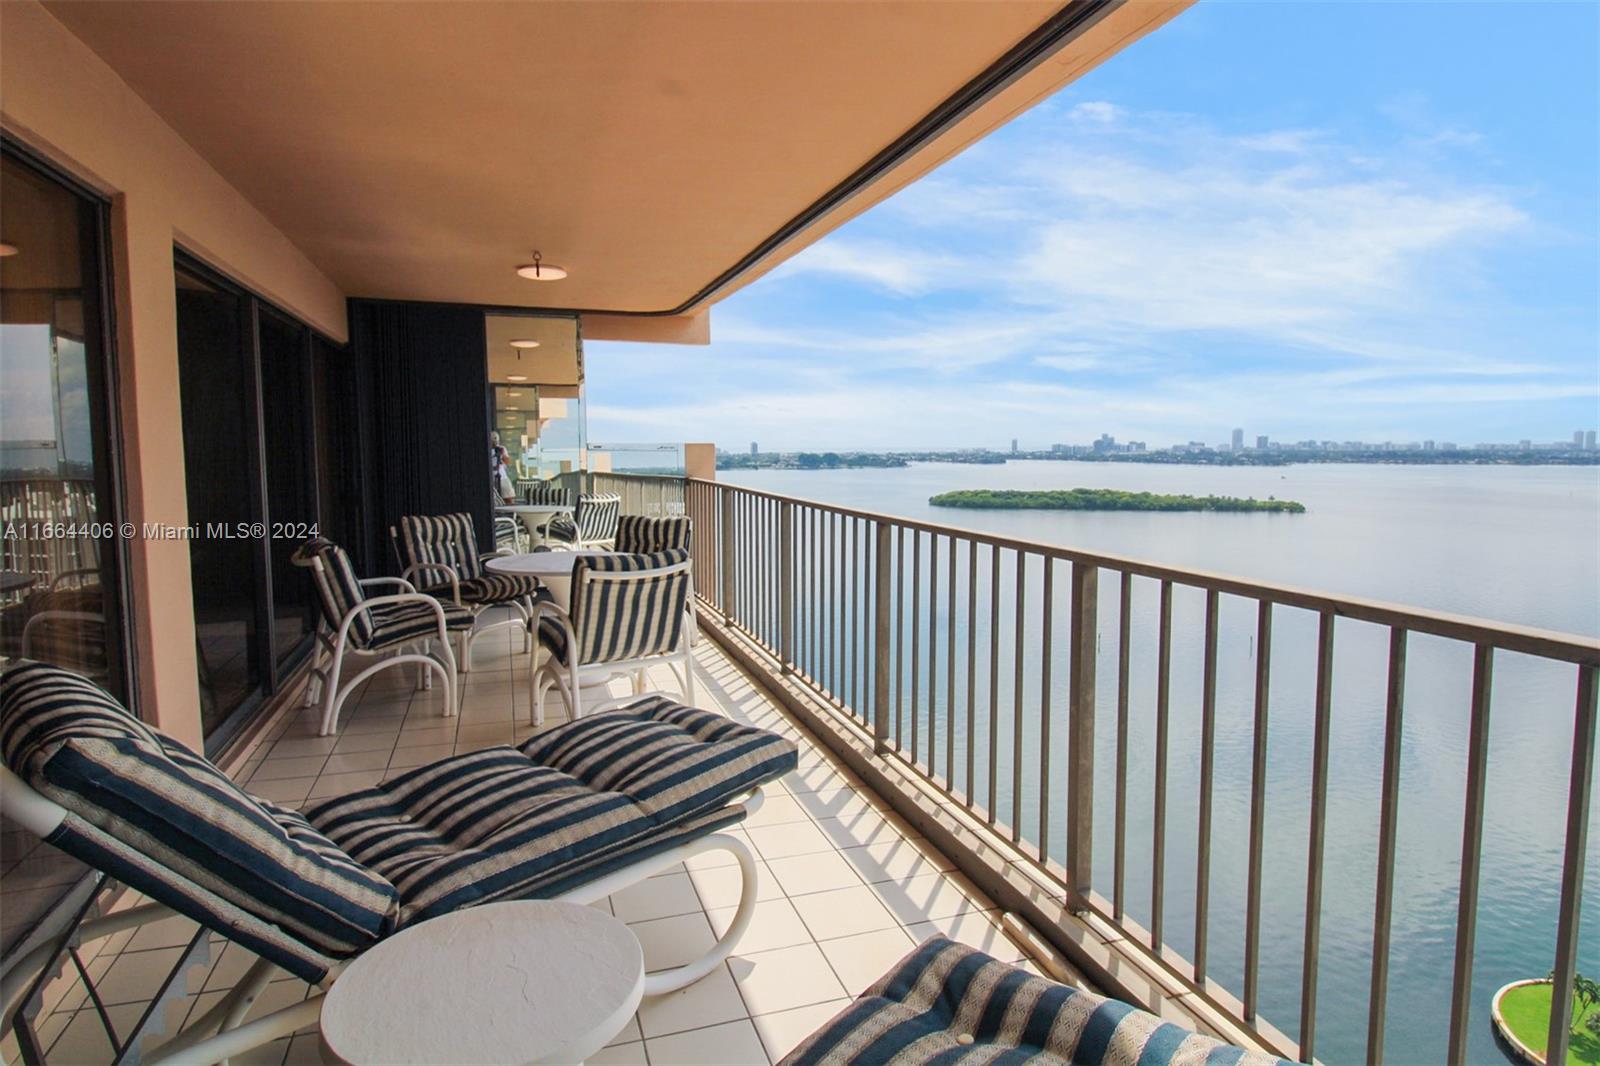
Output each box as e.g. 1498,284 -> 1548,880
423,572 -> 547,607
365,600 -> 475,649
568,549 -> 690,664
522,481 -> 576,508
398,513 -> 484,582
543,514 -> 579,545
615,515 -> 693,554
577,493 -> 621,545
0,661 -> 399,981
293,538 -> 376,646
305,695 -> 797,924
780,937 -> 1297,1066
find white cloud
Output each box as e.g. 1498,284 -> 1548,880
586,98 -> 1594,450
1070,101 -> 1123,123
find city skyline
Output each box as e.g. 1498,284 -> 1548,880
586,3 -> 1599,452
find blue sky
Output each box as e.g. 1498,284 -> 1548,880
586,1 -> 1600,452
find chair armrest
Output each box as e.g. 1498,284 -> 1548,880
399,563 -> 461,603
336,592 -> 451,647
530,598 -> 579,666
360,576 -> 417,593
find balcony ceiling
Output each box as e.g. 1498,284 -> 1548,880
43,0 -> 1185,317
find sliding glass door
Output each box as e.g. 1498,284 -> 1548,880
173,254 -> 344,750
0,142 -> 130,962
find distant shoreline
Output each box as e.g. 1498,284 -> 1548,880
929,488 -> 1307,513
717,450 -> 1600,471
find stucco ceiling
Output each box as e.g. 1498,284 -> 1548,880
43,0 -> 1186,317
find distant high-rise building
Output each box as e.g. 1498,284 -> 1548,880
1011,438 -> 1019,454
1575,431 -> 1585,449
1588,430 -> 1597,451
750,442 -> 758,455
1255,435 -> 1268,450
1231,427 -> 1244,451
1519,439 -> 1533,450
1424,440 -> 1435,451
1093,433 -> 1116,454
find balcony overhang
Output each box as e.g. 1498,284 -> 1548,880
39,0 -> 1188,334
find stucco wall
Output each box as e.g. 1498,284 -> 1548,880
1,1 -> 348,747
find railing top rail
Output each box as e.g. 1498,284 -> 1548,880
688,477 -> 1600,665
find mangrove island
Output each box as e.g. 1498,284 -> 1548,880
928,488 -> 1306,513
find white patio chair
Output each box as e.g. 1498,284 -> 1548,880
388,512 -> 544,673
291,538 -> 464,735
531,549 -> 694,723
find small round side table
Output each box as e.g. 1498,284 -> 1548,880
319,900 -> 644,1066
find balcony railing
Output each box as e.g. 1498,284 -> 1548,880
674,475 -> 1598,1064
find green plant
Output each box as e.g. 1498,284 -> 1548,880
1551,970 -> 1600,1034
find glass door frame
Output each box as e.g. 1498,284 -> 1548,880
173,249 -> 332,753
0,135 -> 136,710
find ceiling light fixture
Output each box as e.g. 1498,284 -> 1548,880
507,375 -> 528,382
515,250 -> 567,281
0,242 -> 17,257
508,339 -> 540,349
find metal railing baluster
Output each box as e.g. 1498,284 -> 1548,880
1547,664 -> 1598,1066
1243,600 -> 1272,1021
1366,626 -> 1407,1064
1151,580 -> 1173,949
1194,588 -> 1220,983
1114,571 -> 1131,920
1446,644 -> 1494,1064
1066,561 -> 1097,899
1039,558 -> 1054,860
1012,552 -> 1026,841
1300,610 -> 1336,1062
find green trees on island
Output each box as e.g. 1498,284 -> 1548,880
928,488 -> 1306,513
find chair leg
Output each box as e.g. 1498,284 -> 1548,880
319,646 -> 346,735
458,630 -> 472,675
683,650 -> 696,704
437,637 -> 459,719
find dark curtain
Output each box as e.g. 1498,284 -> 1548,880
347,301 -> 491,573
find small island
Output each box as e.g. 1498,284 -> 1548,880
928,488 -> 1306,513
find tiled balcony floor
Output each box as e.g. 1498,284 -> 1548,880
24,618 -> 1065,1066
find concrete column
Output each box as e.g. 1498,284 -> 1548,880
684,443 -> 716,481
111,192 -> 204,749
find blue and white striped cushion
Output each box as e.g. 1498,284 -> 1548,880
364,599 -> 474,649
576,493 -> 621,544
568,549 -> 690,664
780,937 -> 1298,1066
615,515 -> 693,554
306,695 -> 797,924
294,537 -> 376,646
0,661 -> 400,982
398,513 -> 484,582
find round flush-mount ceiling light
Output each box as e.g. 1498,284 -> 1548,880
508,339 -> 540,349
507,375 -> 528,382
0,242 -> 17,257
516,250 -> 567,281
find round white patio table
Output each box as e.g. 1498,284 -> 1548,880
484,549 -> 610,611
495,504 -> 575,548
319,900 -> 644,1066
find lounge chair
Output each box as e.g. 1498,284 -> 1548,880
781,937 -> 1298,1066
531,549 -> 695,722
0,660 -> 797,1066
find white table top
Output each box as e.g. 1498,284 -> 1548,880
496,504 -> 574,515
485,550 -> 612,577
319,900 -> 644,1066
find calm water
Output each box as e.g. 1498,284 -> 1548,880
723,461 -> 1600,1065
